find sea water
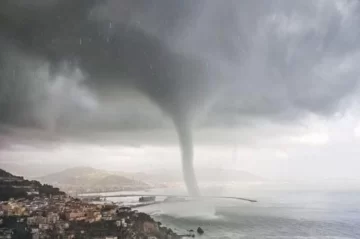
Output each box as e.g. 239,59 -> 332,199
135,189 -> 360,239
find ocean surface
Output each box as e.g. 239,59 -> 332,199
102,188 -> 360,239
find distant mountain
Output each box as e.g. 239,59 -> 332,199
37,167 -> 149,193
197,168 -> 263,182
38,167 -> 107,183
0,168 -> 65,201
0,161 -> 76,178
131,168 -> 263,184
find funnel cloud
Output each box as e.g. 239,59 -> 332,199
1,0 -> 360,195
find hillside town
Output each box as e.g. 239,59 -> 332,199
0,169 -> 186,239
0,194 -> 184,239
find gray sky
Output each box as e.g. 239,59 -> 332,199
1,0 -> 360,183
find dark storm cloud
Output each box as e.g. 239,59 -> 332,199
1,0 -> 360,195
205,0 -> 360,122
0,0 -> 216,195
2,0 -> 359,129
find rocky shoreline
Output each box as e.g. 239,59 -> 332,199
113,206 -> 186,239
125,210 -> 205,238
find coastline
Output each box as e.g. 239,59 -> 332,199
83,199 -> 193,238
109,205 -> 186,239
0,194 -> 191,239
0,167 -> 190,238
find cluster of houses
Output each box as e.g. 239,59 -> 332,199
0,195 -> 180,239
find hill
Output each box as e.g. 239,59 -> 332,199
131,167 -> 263,184
197,168 -> 263,182
0,168 -> 14,178
0,168 -> 65,201
37,167 -> 149,193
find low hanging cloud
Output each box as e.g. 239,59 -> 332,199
1,0 -> 360,195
